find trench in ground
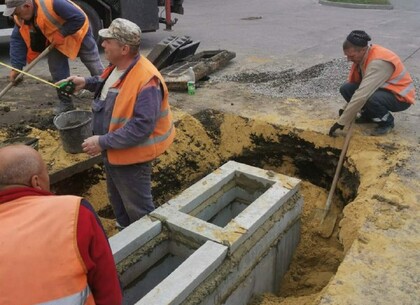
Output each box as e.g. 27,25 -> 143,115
52,109 -> 360,301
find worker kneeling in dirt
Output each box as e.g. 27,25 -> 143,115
0,144 -> 122,305
59,18 -> 176,230
329,30 -> 415,137
3,0 -> 104,114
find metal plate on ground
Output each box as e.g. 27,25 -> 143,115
147,35 -> 193,70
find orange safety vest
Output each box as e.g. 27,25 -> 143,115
13,17 -> 41,63
15,0 -> 88,61
105,55 -> 176,165
0,195 -> 95,305
348,44 -> 415,104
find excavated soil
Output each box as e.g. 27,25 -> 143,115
1,107 -> 416,305
0,58 -> 418,305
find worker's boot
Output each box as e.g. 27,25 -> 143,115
53,100 -> 75,115
371,122 -> 394,136
115,221 -> 126,231
371,113 -> 394,136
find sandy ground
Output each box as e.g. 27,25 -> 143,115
1,86 -> 417,305
0,24 -> 418,305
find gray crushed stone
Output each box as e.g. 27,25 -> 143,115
213,58 -> 419,99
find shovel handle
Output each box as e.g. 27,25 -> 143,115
322,120 -> 354,220
0,45 -> 53,99
0,81 -> 15,99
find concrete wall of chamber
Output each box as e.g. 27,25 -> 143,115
109,161 -> 303,305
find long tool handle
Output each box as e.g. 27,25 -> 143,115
321,120 -> 355,222
0,45 -> 53,99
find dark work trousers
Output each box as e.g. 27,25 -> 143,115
340,82 -> 411,126
48,29 -> 103,104
103,156 -> 155,227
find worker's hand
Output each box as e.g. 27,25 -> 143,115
329,122 -> 344,137
8,69 -> 23,86
338,109 -> 344,117
56,76 -> 86,92
82,136 -> 102,156
51,31 -> 65,47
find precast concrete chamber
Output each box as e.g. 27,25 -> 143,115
111,161 -> 302,305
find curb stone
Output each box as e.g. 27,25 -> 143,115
319,0 -> 393,10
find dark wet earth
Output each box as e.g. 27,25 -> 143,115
0,76 -> 92,138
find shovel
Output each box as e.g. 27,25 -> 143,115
317,120 -> 355,238
0,45 -> 53,99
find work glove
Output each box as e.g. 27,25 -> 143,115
338,109 -> 344,117
329,122 -> 344,137
51,31 -> 65,47
8,69 -> 23,86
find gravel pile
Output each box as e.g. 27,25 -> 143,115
217,58 -> 420,99
218,58 -> 350,99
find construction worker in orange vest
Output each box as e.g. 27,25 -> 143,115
3,0 -> 104,114
0,144 -> 122,305
329,30 -> 415,136
59,18 -> 176,230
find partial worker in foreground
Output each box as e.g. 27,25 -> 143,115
329,30 -> 415,137
0,144 -> 122,304
60,18 -> 176,230
4,0 -> 104,114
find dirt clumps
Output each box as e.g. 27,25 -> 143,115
250,294 -> 316,305
57,112 -> 350,305
277,182 -> 342,300
249,181 -> 344,305
1,80 -> 418,305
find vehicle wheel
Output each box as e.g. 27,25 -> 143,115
74,1 -> 102,43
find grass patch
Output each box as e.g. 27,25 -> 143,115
327,0 -> 390,4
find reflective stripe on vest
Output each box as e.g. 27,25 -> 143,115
398,82 -> 415,98
348,45 -> 415,104
110,107 -> 170,126
0,195 -> 94,305
105,56 -> 175,165
37,285 -> 91,305
122,122 -> 175,148
385,67 -> 407,85
35,0 -> 89,59
38,0 -> 62,29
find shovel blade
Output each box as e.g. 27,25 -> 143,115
314,208 -> 338,239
